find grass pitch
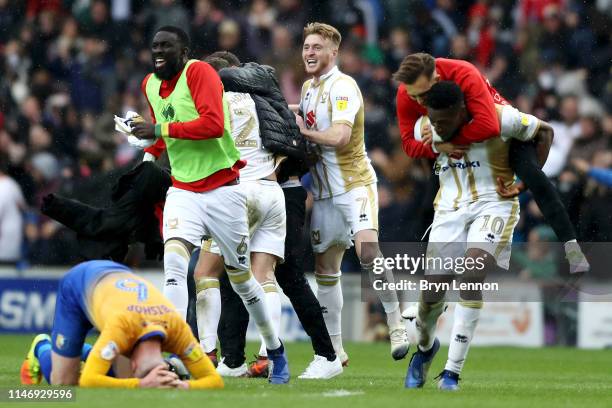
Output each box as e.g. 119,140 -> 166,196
0,335 -> 610,408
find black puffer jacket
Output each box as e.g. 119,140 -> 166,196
41,161 -> 170,261
219,62 -> 306,162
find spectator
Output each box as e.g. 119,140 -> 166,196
0,0 -> 608,268
543,95 -> 581,177
0,153 -> 25,263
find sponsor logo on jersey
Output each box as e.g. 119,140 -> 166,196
161,103 -> 176,121
435,160 -> 481,174
306,110 -> 316,128
335,96 -> 348,111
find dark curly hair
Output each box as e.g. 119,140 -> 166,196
424,81 -> 464,110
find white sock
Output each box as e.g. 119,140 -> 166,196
445,302 -> 481,374
564,239 -> 590,273
163,242 -> 191,320
316,272 -> 343,352
258,281 -> 281,357
226,267 -> 281,351
416,299 -> 445,352
195,278 -> 221,353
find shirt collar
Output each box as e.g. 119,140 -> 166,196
313,65 -> 339,86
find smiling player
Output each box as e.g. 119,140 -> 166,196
292,22 -> 409,365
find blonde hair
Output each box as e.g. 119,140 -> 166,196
303,22 -> 342,48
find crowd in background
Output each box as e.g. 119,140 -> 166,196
0,0 -> 610,281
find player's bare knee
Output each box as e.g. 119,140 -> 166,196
194,251 -> 224,280
355,230 -> 379,264
251,252 -> 277,283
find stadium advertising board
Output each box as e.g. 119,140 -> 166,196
0,278 -> 58,334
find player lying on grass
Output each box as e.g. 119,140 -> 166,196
405,81 -> 553,391
394,52 -> 589,274
21,260 -> 223,389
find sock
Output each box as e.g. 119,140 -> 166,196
564,240 -> 590,273
35,340 -> 52,384
81,342 -> 92,361
316,271 -> 343,353
226,266 -> 281,351
258,280 -> 282,357
416,299 -> 445,352
362,257 -> 402,328
445,301 -> 482,374
163,241 -> 191,320
195,277 -> 221,353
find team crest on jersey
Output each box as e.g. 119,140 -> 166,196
161,103 -> 176,121
335,96 -> 349,111
320,91 -> 329,103
311,230 -> 321,245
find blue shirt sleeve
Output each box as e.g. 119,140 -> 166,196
587,167 -> 612,187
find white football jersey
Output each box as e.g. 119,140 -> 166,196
225,91 -> 276,181
299,66 -> 377,200
415,105 -> 540,211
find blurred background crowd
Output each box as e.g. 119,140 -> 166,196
0,0 -> 610,286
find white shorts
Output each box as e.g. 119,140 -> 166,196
310,184 -> 379,253
426,199 -> 520,273
205,180 -> 286,260
163,185 -> 250,270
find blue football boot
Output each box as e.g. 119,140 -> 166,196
267,342 -> 290,384
404,337 -> 440,388
437,369 -> 460,391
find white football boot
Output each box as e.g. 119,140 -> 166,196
216,358 -> 248,377
298,355 -> 343,379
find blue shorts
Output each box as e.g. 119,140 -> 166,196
51,260 -> 131,357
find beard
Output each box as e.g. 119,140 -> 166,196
154,59 -> 183,80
